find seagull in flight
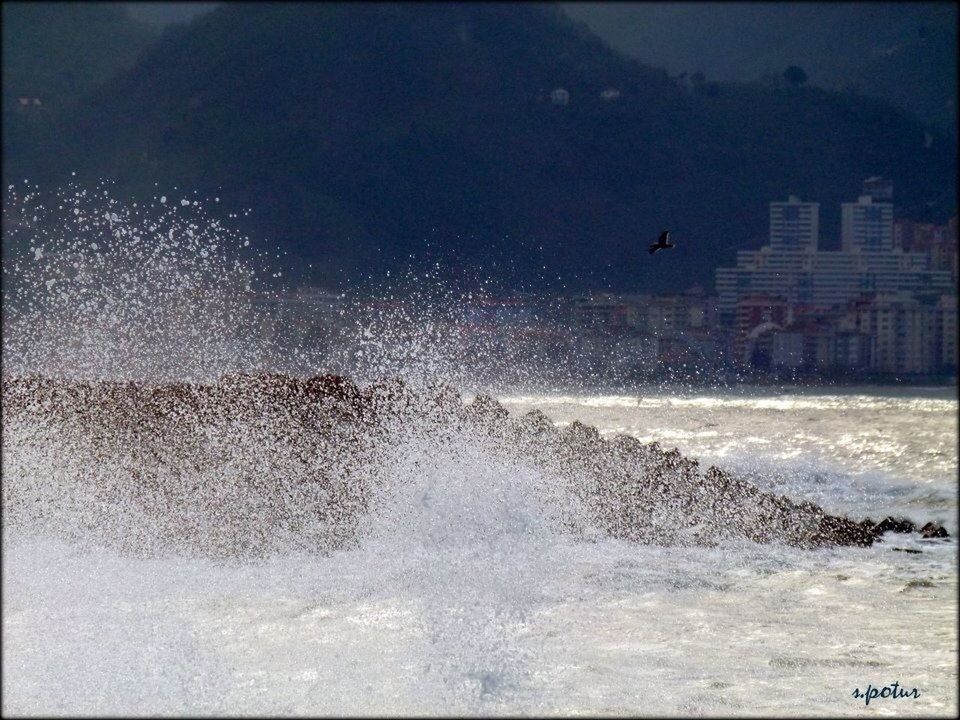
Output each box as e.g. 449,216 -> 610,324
649,230 -> 674,255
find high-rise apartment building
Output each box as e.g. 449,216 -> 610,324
852,293 -> 938,374
936,294 -> 958,370
717,195 -> 953,320
842,195 -> 894,252
769,195 -> 819,251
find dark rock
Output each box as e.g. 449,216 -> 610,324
873,516 -> 917,536
517,409 -> 555,438
920,521 -> 949,539
2,374 -> 938,556
468,393 -> 509,423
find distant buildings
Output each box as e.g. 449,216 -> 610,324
893,216 -> 958,283
716,191 -> 954,320
247,178 -> 956,383
769,195 -> 819,251
715,181 -> 957,377
568,289 -> 723,380
841,195 -> 894,252
558,278 -> 954,379
572,293 -> 642,329
936,294 -> 958,370
851,294 -> 930,373
572,290 -> 717,340
734,295 -> 791,362
734,290 -> 957,377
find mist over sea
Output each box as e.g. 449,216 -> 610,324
2,185 -> 957,716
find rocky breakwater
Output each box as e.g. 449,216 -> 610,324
1,374 -> 948,557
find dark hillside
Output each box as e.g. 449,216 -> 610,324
2,2 -> 158,181
11,3 -> 957,291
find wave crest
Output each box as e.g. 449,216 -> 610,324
4,373 -> 930,559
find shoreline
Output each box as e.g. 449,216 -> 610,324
482,380 -> 960,399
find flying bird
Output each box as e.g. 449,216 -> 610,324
649,230 -> 675,255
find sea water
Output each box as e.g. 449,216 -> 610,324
3,389 -> 956,716
3,184 -> 956,716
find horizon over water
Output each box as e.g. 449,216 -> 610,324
2,183 -> 957,716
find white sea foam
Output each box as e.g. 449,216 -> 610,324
2,183 -> 956,716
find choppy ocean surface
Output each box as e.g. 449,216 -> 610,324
3,386 -> 957,716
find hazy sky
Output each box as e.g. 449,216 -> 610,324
561,2 -> 955,76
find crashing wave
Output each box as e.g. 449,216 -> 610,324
2,373 -> 947,558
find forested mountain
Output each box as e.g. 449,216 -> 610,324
4,3 -> 955,291
2,2 -> 158,180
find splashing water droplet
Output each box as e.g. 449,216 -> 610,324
3,182 -> 278,382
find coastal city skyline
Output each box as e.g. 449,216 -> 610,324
252,175 -> 957,384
